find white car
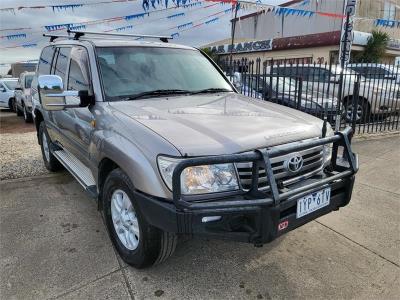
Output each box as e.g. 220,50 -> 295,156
15,71 -> 35,122
0,78 -> 18,110
347,63 -> 400,84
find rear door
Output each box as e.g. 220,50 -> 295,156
49,47 -> 72,147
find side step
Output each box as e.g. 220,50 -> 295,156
53,149 -> 98,198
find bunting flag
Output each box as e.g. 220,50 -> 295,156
274,7 -> 314,17
167,12 -> 185,19
52,4 -> 84,12
205,17 -> 219,24
69,25 -> 86,30
177,21 -> 193,29
22,43 -> 37,48
110,25 -> 134,32
4,33 -> 27,40
125,12 -> 149,20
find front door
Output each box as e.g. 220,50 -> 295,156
52,46 -> 95,166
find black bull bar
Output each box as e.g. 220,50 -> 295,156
171,127 -> 359,211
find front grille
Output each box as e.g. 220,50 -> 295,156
236,146 -> 324,191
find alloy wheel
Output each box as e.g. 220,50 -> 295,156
111,189 -> 140,251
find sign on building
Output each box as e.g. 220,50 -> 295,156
208,40 -> 273,54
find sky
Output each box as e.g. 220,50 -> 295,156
0,0 -> 286,74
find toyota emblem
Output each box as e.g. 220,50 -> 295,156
284,154 -> 303,173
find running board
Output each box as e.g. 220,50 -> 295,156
53,149 -> 98,198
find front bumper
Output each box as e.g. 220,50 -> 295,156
134,127 -> 358,245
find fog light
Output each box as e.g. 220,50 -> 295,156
201,216 -> 222,223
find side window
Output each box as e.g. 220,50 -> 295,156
25,76 -> 33,88
38,46 -> 55,75
67,46 -> 92,93
53,47 -> 71,80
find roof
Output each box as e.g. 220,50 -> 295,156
52,38 -> 195,50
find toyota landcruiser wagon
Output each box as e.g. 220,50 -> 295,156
31,31 -> 358,269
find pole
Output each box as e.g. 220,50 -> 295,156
335,11 -> 351,131
229,2 -> 239,77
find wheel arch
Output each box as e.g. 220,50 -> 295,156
97,157 -> 119,210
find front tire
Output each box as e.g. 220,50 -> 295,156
23,105 -> 33,123
38,122 -> 63,172
8,98 -> 14,111
102,168 -> 177,268
16,104 -> 23,116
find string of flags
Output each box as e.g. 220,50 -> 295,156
0,0 -> 139,14
0,0 -> 201,14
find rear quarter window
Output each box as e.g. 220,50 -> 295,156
38,46 -> 55,75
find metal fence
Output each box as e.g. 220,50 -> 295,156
219,57 -> 400,134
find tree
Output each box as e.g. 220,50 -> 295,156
352,31 -> 390,63
200,47 -> 219,62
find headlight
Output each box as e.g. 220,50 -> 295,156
323,125 -> 334,164
157,156 -> 239,195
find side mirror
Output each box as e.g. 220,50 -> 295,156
38,75 -> 94,111
0,87 -> 6,93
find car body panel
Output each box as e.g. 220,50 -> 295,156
109,93 -> 324,156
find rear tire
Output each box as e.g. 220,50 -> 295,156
8,98 -> 14,111
342,97 -> 370,124
38,122 -> 63,172
102,168 -> 177,268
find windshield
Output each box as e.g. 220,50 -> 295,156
3,80 -> 18,90
25,75 -> 33,88
96,47 -> 233,101
250,76 -> 297,93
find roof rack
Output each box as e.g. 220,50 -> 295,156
44,30 -> 173,43
67,30 -> 172,42
43,34 -> 72,42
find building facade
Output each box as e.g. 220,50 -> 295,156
204,0 -> 400,64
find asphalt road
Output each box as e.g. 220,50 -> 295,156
0,109 -> 399,299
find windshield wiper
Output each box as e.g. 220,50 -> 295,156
189,88 -> 232,95
125,89 -> 191,100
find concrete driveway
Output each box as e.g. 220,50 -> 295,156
0,130 -> 399,299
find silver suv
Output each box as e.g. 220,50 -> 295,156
32,31 -> 358,269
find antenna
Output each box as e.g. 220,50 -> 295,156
67,30 -> 172,42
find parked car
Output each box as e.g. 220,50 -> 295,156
32,33 -> 358,269
347,63 -> 400,84
15,71 -> 35,122
271,64 -> 400,123
239,75 -> 338,122
0,78 -> 18,110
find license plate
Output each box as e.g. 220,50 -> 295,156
296,188 -> 331,219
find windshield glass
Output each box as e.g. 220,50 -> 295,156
24,75 -> 33,88
3,80 -> 18,90
250,76 -> 297,93
96,47 -> 233,101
